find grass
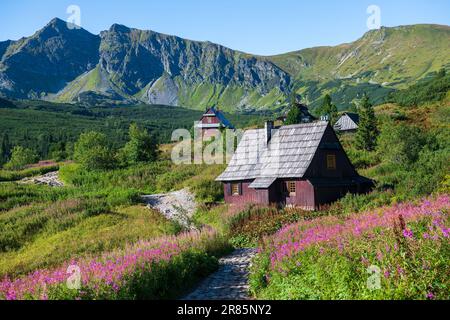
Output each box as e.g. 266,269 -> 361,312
249,196 -> 449,300
0,204 -> 181,277
0,165 -> 59,182
0,158 -> 228,279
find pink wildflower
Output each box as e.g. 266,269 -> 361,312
402,229 -> 414,239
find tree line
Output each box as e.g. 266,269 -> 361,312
0,123 -> 158,171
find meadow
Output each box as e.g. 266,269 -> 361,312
0,75 -> 449,300
0,157 -> 232,299
249,196 -> 449,299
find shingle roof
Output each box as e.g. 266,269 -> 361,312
215,109 -> 235,129
200,107 -> 235,129
216,121 -> 329,183
249,177 -> 277,189
334,113 -> 359,131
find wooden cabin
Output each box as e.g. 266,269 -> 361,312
334,112 -> 360,132
216,121 -> 373,210
195,107 -> 234,138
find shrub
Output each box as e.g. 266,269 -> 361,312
228,205 -> 311,247
3,146 -> 38,170
390,70 -> 450,107
0,164 -> 59,182
118,123 -> 158,166
73,131 -> 115,170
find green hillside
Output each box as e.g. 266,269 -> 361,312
268,24 -> 450,110
1,20 -> 449,112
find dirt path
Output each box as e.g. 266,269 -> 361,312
183,248 -> 257,300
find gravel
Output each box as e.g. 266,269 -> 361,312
142,188 -> 197,229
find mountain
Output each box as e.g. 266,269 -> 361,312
54,23 -> 291,110
0,19 -> 449,112
0,18 -> 100,100
267,24 -> 450,109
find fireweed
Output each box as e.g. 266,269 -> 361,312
250,195 -> 449,299
0,227 -> 228,300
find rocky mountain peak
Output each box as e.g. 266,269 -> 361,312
108,23 -> 132,33
0,20 -> 448,111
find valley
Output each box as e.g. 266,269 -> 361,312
0,13 -> 449,302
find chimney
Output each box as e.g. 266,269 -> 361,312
265,121 -> 274,144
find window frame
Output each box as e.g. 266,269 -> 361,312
231,183 -> 240,196
326,153 -> 337,170
287,181 -> 296,196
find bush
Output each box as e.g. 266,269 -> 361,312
118,123 -> 158,166
0,164 -> 59,182
73,131 -> 115,170
3,146 -> 37,170
228,205 -> 310,247
390,70 -> 450,107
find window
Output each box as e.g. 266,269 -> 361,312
327,154 -> 336,170
287,181 -> 296,196
231,183 -> 240,196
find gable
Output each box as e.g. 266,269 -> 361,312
304,125 -> 359,178
199,107 -> 234,129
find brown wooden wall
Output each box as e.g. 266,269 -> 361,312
284,179 -> 316,210
223,181 -> 270,205
304,125 -> 358,179
224,179 -> 316,209
314,185 -> 354,206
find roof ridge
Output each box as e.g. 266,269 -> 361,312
278,121 -> 328,130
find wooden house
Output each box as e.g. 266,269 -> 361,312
216,121 -> 373,210
334,112 -> 360,132
195,107 -> 234,138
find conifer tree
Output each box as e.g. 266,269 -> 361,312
356,94 -> 379,151
319,94 -> 338,124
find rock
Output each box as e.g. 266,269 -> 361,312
20,171 -> 64,187
142,189 -> 197,229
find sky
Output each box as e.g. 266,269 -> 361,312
1,0 -> 449,55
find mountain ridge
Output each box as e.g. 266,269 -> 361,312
0,18 -> 449,111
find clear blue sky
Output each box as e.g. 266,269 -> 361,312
1,0 -> 449,55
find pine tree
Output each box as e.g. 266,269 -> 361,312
0,133 -> 11,166
319,94 -> 338,124
328,102 -> 338,125
284,93 -> 302,125
356,94 -> 379,151
285,105 -> 301,125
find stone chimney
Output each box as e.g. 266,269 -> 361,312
265,121 -> 274,144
